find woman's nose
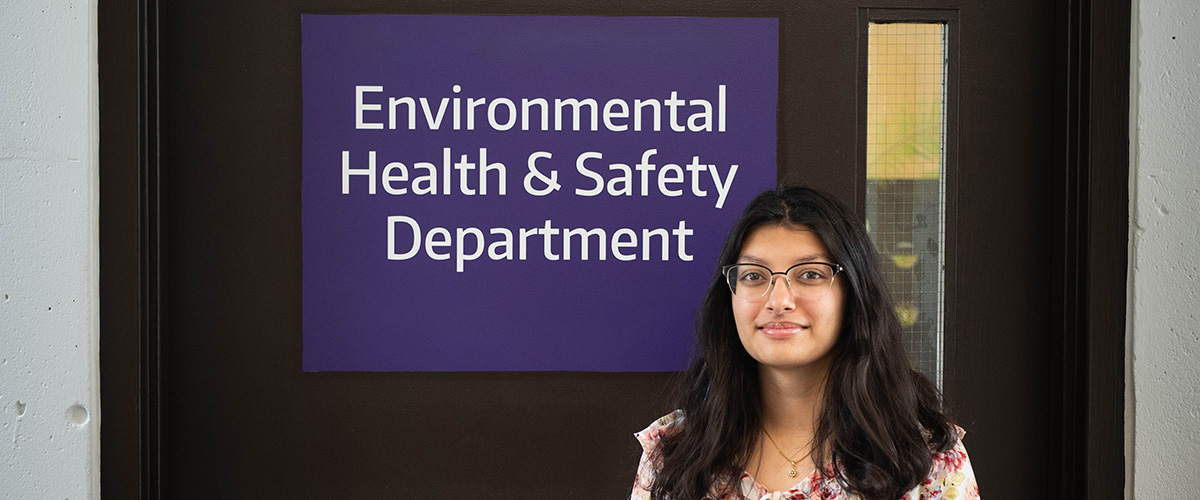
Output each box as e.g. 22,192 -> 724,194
764,276 -> 796,312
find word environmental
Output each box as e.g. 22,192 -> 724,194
355,85 -> 728,133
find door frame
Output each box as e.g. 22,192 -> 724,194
98,1 -> 1129,498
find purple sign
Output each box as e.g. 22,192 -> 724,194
302,14 -> 777,371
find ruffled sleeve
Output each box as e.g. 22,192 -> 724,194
630,411 -> 683,500
914,426 -> 980,500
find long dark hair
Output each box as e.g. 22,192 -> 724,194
648,186 -> 955,500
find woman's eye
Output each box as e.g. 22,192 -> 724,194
793,268 -> 829,282
739,272 -> 766,282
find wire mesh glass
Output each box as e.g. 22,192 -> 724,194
865,23 -> 947,388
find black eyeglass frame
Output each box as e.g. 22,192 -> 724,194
720,262 -> 845,299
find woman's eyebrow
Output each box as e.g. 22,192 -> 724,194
735,253 -> 831,265
794,253 -> 829,263
735,254 -> 768,264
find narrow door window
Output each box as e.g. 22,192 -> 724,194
865,22 -> 949,387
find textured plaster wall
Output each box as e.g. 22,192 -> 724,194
0,0 -> 100,498
1131,0 -> 1200,497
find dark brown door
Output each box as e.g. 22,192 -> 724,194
100,1 -> 1128,499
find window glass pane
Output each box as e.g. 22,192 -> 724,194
865,22 -> 947,387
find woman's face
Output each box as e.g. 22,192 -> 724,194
731,224 -> 846,373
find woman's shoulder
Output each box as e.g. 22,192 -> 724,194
931,426 -> 972,468
630,411 -> 685,500
634,410 -> 684,453
911,425 -> 980,500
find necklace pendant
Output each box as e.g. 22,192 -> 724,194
788,465 -> 797,478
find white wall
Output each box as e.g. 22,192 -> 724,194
1130,0 -> 1200,497
0,0 -> 100,498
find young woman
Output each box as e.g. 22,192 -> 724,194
631,186 -> 978,500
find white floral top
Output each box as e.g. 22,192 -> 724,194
631,411 -> 980,500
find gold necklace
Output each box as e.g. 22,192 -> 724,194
761,427 -> 813,478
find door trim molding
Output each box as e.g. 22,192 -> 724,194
99,0 -> 163,498
1052,0 -> 1130,498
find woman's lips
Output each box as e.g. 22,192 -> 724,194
759,321 -> 807,338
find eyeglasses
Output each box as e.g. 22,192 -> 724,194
721,262 -> 844,301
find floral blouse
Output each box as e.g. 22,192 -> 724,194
631,411 -> 980,500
